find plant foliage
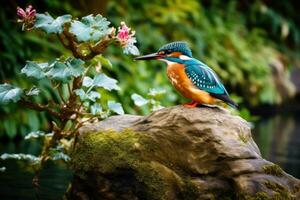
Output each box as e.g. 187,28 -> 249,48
0,5 -> 138,189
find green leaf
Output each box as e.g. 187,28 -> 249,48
21,61 -> 48,79
35,13 -> 72,34
91,103 -> 102,115
69,20 -> 91,42
148,88 -> 166,96
82,74 -> 120,91
124,41 -> 140,55
89,55 -> 113,71
74,89 -> 85,100
88,91 -> 101,102
0,84 -> 23,104
69,14 -> 111,42
98,55 -> 113,68
0,167 -> 6,172
46,62 -> 69,82
74,89 -> 100,102
122,37 -> 140,55
26,87 -> 40,96
46,58 -> 84,82
3,119 -> 17,138
83,101 -> 90,108
51,152 -> 70,162
24,130 -> 50,140
66,58 -> 85,77
108,101 -> 124,115
131,93 -> 149,106
93,74 -> 120,91
34,13 -> 53,29
1,153 -> 41,165
82,77 -> 93,87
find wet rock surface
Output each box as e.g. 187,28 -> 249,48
66,106 -> 300,200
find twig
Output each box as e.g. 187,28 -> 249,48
19,99 -> 61,119
32,120 -> 66,190
81,63 -> 92,82
71,116 -> 96,150
57,33 -> 70,49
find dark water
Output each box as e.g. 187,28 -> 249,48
0,141 -> 72,200
0,114 -> 299,199
252,113 -> 300,178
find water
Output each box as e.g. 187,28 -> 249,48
0,114 -> 299,199
0,141 -> 72,200
253,113 -> 300,178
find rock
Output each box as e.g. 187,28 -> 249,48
66,106 -> 300,200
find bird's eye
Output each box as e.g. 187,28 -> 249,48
166,50 -> 172,54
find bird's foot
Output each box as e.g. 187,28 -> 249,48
183,101 -> 198,108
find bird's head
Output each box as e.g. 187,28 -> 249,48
135,41 -> 192,63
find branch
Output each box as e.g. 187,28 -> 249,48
19,99 -> 61,119
57,33 -> 70,49
71,116 -> 97,150
57,26 -> 115,61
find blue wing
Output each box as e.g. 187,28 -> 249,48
184,59 -> 228,95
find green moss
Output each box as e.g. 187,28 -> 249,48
237,192 -> 270,200
264,181 -> 294,200
71,129 -> 183,200
262,164 -> 284,177
236,180 -> 294,200
135,162 -> 170,200
180,179 -> 200,200
71,129 -> 141,173
251,192 -> 270,200
238,133 -> 250,144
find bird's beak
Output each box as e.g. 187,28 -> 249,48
134,53 -> 162,61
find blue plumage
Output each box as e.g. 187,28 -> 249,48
158,41 -> 192,57
184,59 -> 228,95
183,58 -> 238,108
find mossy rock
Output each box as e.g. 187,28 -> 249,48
71,129 -> 140,173
66,106 -> 300,200
71,129 -> 183,199
262,164 -> 284,177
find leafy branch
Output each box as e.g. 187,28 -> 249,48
0,5 -> 140,194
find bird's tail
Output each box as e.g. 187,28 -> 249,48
211,94 -> 239,109
227,99 -> 239,109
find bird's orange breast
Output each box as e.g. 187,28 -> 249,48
166,63 -> 216,104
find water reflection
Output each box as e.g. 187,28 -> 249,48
253,114 -> 300,178
0,141 -> 72,200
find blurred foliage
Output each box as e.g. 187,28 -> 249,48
1,0 -> 300,138
105,0 -> 295,110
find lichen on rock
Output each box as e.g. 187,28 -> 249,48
66,106 -> 300,200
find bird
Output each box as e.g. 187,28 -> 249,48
134,41 -> 238,109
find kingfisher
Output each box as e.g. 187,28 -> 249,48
135,41 -> 238,109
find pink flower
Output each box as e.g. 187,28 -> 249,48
117,22 -> 130,41
117,22 -> 136,47
16,5 -> 36,30
17,7 -> 26,18
116,22 -> 139,55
